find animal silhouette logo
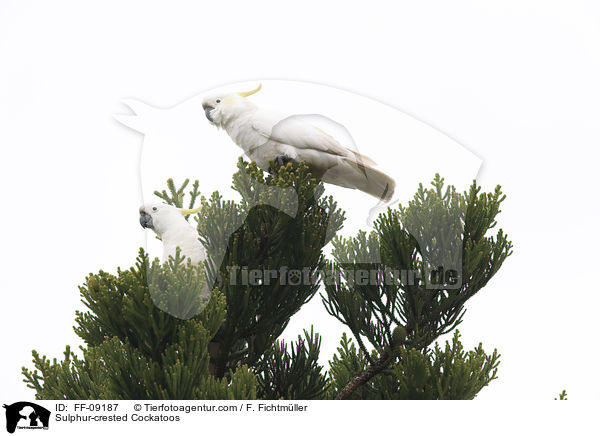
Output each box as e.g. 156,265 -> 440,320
115,81 -> 482,317
3,402 -> 50,434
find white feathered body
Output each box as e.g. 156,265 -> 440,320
139,203 -> 206,265
208,95 -> 395,201
161,223 -> 206,265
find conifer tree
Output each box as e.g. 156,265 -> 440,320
323,175 -> 512,399
23,161 -> 511,400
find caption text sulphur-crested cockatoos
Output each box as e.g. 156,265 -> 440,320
201,84 -> 395,201
139,203 -> 206,265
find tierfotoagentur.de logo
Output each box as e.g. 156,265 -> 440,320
3,402 -> 50,434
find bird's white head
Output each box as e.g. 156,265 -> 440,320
201,83 -> 262,128
139,203 -> 201,237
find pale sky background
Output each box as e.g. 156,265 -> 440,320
1,0 -> 599,430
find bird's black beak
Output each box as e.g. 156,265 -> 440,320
203,105 -> 215,123
139,212 -> 153,229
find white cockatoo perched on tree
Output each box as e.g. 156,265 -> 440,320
201,84 -> 395,201
139,203 -> 206,265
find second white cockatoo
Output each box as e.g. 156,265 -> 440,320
201,84 -> 395,201
139,203 -> 206,265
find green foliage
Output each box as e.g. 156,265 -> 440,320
322,175 -> 510,398
22,252 -> 257,399
555,390 -> 568,400
23,167 -> 511,401
323,175 -> 512,354
154,178 -> 201,221
326,333 -> 374,399
23,160 -> 342,399
257,327 -> 328,400
328,331 -> 499,400
185,159 -> 344,378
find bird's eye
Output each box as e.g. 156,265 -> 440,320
216,99 -> 221,104
152,207 -> 157,211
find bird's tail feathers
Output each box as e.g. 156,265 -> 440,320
324,159 -> 395,202
355,162 -> 396,202
349,150 -> 377,166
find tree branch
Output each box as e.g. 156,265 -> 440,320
335,349 -> 392,400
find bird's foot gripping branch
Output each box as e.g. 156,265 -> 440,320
22,162 -> 511,400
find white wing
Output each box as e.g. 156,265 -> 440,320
251,112 -> 376,165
